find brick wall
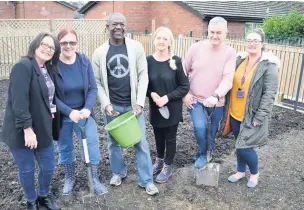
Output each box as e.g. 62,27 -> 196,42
123,2 -> 151,33
83,1 -> 245,37
84,1 -> 204,36
150,1 -> 204,37
85,1 -> 114,20
1,1 -> 247,37
0,2 -> 16,19
85,1 -> 151,33
13,1 -> 74,19
227,21 -> 245,37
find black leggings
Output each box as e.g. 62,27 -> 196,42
153,124 -> 179,165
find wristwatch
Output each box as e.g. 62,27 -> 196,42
212,93 -> 220,101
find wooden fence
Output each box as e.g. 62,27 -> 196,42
0,33 -> 303,107
0,19 -> 107,36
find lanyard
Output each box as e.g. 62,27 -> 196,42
240,54 -> 262,86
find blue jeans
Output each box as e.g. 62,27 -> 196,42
230,116 -> 258,175
10,142 -> 55,202
189,102 -> 224,158
104,104 -> 153,187
57,116 -> 101,165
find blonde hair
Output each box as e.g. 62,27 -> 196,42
153,27 -> 177,70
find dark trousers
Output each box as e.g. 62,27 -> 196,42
153,124 -> 179,165
230,116 -> 258,175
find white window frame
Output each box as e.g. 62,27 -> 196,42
245,22 -> 263,36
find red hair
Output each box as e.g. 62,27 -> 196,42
57,28 -> 78,41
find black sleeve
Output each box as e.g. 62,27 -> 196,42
10,62 -> 33,130
167,57 -> 190,101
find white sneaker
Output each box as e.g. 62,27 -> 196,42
110,175 -> 123,186
145,183 -> 159,196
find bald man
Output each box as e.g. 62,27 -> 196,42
92,13 -> 159,196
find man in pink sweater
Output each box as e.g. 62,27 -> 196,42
183,17 -> 236,173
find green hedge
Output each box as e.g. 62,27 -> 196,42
263,9 -> 304,40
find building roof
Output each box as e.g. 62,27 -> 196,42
56,1 -> 78,11
78,1 -> 304,22
178,1 -> 304,22
78,1 -> 97,14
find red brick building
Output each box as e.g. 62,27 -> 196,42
79,1 -> 304,37
80,1 -> 205,37
0,1 -> 77,19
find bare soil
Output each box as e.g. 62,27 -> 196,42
0,79 -> 303,210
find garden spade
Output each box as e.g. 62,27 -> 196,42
74,119 -> 107,206
195,106 -> 220,187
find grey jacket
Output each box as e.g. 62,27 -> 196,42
92,38 -> 148,111
221,51 -> 280,149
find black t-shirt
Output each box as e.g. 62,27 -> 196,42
147,55 -> 190,128
106,43 -> 131,105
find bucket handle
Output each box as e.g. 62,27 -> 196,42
105,111 -> 137,131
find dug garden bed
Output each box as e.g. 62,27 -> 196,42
0,79 -> 303,209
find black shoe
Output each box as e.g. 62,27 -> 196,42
27,200 -> 39,210
37,196 -> 60,210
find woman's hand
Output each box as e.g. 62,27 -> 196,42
151,92 -> 160,102
80,108 -> 91,119
69,110 -> 82,123
252,121 -> 261,127
24,128 -> 37,149
156,95 -> 169,108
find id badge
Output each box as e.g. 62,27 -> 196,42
237,89 -> 245,98
51,105 -> 57,114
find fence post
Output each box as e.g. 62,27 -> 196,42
49,19 -> 53,33
294,50 -> 304,111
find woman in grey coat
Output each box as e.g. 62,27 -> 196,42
221,29 -> 280,188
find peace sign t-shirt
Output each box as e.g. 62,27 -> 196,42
106,43 -> 131,105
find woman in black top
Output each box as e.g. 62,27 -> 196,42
147,27 -> 190,183
1,32 -> 61,210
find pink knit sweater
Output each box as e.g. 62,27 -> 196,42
183,40 -> 237,106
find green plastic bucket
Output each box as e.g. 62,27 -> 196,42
104,111 -> 142,148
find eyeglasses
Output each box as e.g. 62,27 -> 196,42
245,39 -> 262,44
40,42 -> 55,53
59,41 -> 77,47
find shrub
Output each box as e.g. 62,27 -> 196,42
263,9 -> 304,40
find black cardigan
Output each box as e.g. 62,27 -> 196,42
1,57 -> 61,149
